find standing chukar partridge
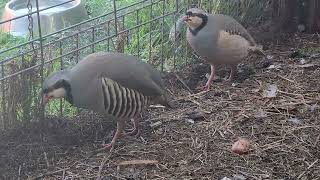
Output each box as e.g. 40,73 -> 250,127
42,52 -> 171,150
183,8 -> 264,91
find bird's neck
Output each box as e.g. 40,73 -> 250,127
58,69 -> 74,105
62,80 -> 73,105
189,14 -> 208,36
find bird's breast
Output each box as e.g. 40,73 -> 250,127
187,30 -> 217,61
187,29 -> 251,64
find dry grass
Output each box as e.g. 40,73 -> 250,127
1,33 -> 320,179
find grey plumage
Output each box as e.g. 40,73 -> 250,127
186,13 -> 258,64
42,52 -> 170,150
183,8 -> 264,91
100,77 -> 150,118
44,52 -> 168,112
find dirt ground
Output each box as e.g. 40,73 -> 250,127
1,33 -> 320,179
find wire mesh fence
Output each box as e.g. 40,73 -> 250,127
0,0 -> 271,130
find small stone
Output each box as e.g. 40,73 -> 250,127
233,174 -> 246,180
254,109 -> 268,118
309,104 -> 317,112
267,55 -> 273,60
299,58 -> 307,64
231,83 -> 239,87
288,118 -> 301,125
221,177 -> 232,180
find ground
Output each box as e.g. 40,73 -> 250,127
1,33 -> 320,179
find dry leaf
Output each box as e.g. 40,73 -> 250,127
117,160 -> 158,166
288,118 -> 301,125
185,119 -> 195,124
231,138 -> 250,155
297,63 -> 315,68
309,104 -> 317,112
262,84 -> 278,98
267,55 -> 273,60
221,177 -> 232,180
299,58 -> 307,64
233,174 -> 247,180
254,109 -> 268,118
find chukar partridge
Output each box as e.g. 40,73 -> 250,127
183,8 -> 264,91
42,52 -> 170,150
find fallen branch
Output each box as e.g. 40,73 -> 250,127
27,168 -> 69,180
174,73 -> 193,94
96,153 -> 112,180
117,159 -> 158,166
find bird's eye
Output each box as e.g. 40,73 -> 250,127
186,11 -> 192,16
43,88 -> 49,94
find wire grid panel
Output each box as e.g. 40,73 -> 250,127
0,0 -> 270,129
0,0 -> 189,129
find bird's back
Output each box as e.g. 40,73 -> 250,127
64,52 -> 169,115
70,52 -> 165,96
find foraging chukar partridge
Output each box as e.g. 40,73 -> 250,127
42,52 -> 170,150
183,8 -> 264,91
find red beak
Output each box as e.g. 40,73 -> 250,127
183,15 -> 191,22
42,95 -> 50,105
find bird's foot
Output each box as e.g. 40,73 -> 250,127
124,128 -> 140,137
225,77 -> 234,82
196,83 -> 211,92
101,142 -> 115,151
202,84 -> 211,92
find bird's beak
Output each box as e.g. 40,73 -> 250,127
42,94 -> 50,105
183,15 -> 191,22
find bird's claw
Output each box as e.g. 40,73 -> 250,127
101,142 -> 115,151
196,84 -> 211,92
124,128 -> 140,137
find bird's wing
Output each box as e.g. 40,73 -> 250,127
74,52 -> 165,97
214,14 -> 256,46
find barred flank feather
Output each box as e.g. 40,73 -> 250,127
101,78 -> 149,118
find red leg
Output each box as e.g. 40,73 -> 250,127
102,119 -> 125,151
227,64 -> 237,81
124,118 -> 140,136
197,64 -> 215,92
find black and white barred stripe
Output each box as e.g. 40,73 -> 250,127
101,77 -> 149,118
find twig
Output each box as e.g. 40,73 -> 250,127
18,165 -> 21,180
174,73 -> 193,94
27,168 -> 69,180
277,74 -> 295,83
297,159 -> 318,179
86,147 -> 108,158
62,169 -> 66,180
96,153 -> 112,180
44,152 -> 50,168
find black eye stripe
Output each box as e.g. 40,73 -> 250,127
43,89 -> 49,94
43,80 -> 67,94
53,80 -> 64,89
185,12 -> 203,17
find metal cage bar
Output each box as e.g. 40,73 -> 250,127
0,0 -> 188,128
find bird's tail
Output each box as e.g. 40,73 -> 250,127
248,45 -> 266,56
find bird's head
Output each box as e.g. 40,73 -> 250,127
183,8 -> 207,29
42,70 -> 71,105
